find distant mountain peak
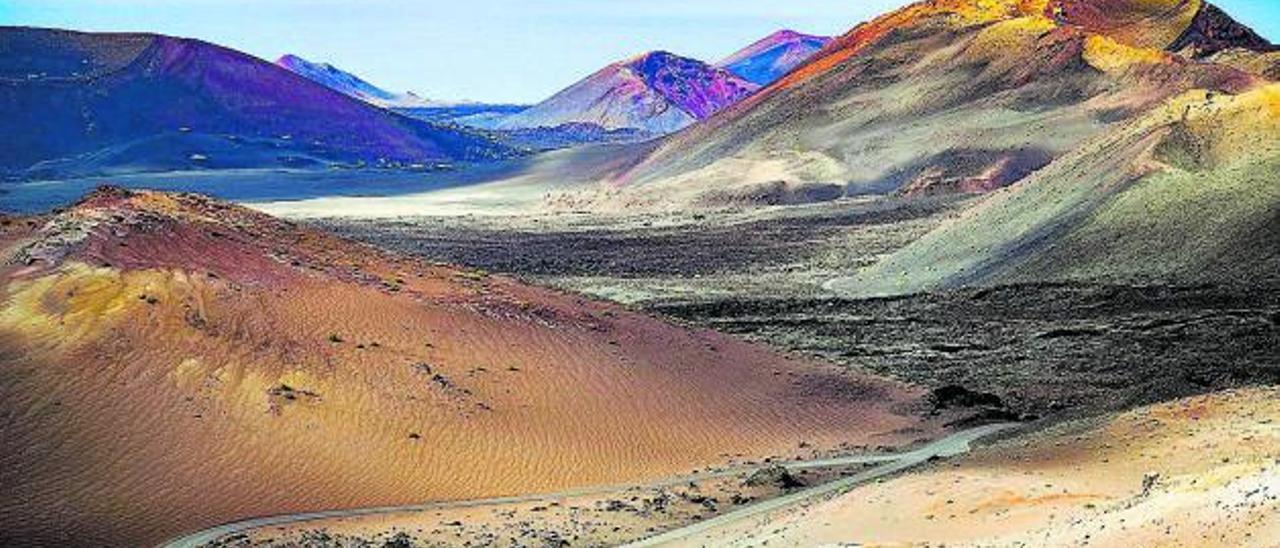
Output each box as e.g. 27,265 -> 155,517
1044,0 -> 1274,54
1169,2 -> 1277,57
275,53 -> 309,66
626,51 -> 760,119
766,29 -> 827,42
717,29 -> 832,85
626,50 -> 679,63
494,50 -> 758,134
275,53 -> 437,108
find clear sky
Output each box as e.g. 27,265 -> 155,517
2,0 -> 1277,104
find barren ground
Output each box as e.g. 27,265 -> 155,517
210,462 -> 879,547
235,195 -> 1280,546
688,386 -> 1280,547
311,198 -> 1280,420
0,192 -> 941,547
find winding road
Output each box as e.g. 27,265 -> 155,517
625,422 -> 1018,546
161,423 -> 1018,548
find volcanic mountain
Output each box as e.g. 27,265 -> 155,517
0,27 -> 515,178
0,188 -> 933,546
275,53 -> 436,108
717,30 -> 832,86
618,0 -> 1275,206
492,51 -> 759,134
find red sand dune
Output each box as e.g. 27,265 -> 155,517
0,188 -> 936,546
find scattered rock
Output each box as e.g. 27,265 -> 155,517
431,374 -> 453,390
643,491 -> 673,513
929,385 -> 1004,410
382,532 -> 413,548
600,499 -> 631,512
743,465 -> 807,490
1037,327 -> 1105,339
267,384 -> 320,401
1141,472 -> 1161,497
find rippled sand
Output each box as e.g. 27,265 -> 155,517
0,189 -> 933,546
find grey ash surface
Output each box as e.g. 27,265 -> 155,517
650,284 -> 1280,418
310,199 -> 1280,420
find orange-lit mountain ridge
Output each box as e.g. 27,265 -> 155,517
614,0 -> 1273,207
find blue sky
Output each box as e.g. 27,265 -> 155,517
2,0 -> 1277,103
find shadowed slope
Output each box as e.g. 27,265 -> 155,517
0,189 -> 931,546
1047,0 -> 1203,50
0,27 -> 514,177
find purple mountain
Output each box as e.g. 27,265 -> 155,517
0,27 -> 515,177
493,51 -> 759,135
717,30 -> 832,86
275,54 -> 438,108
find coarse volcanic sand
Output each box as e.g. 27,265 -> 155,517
220,460 -> 876,547
0,188 -> 937,547
684,387 -> 1280,547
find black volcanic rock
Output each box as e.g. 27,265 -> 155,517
743,465 -> 807,490
929,385 -> 1005,410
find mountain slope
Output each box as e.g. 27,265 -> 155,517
1046,0 -> 1204,50
275,53 -> 435,108
829,82 -> 1280,296
618,0 -> 1271,206
0,188 -> 932,546
494,51 -> 759,134
691,388 -> 1280,546
717,30 -> 832,86
0,27 -> 515,177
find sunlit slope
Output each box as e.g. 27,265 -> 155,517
693,387 -> 1280,546
832,83 -> 1280,295
0,189 -> 929,546
1048,0 -> 1202,50
618,0 -> 1268,207
1206,48 -> 1280,80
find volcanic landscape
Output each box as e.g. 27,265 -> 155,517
1,0 -> 1278,546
